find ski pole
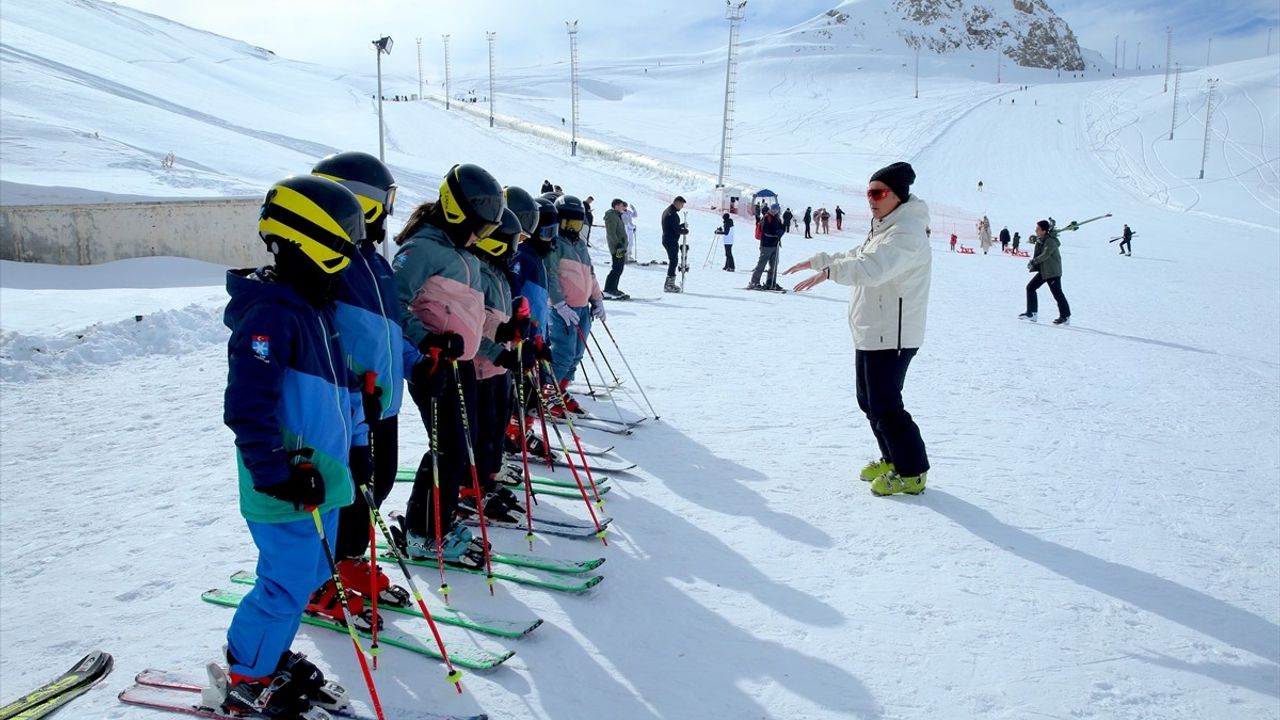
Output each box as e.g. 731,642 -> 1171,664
513,341 -> 537,549
1059,213 -> 1112,232
588,331 -> 623,388
450,360 -> 496,594
309,506 -> 386,720
428,393 -> 451,601
535,373 -> 609,541
539,358 -> 609,517
529,341 -> 556,469
580,359 -> 597,397
598,319 -> 660,420
359,373 -> 381,671
576,325 -> 628,427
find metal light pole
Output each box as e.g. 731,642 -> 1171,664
1136,41 -> 1141,69
1269,27 -> 1273,55
914,44 -> 920,98
1206,37 -> 1212,66
415,37 -> 423,100
716,1 -> 747,187
1199,79 -> 1218,179
487,31 -> 496,128
442,34 -> 451,110
1122,39 -> 1127,70
1169,65 -> 1181,140
1114,35 -> 1118,68
996,45 -> 1002,83
372,36 -> 393,161
566,21 -> 580,157
1164,27 -> 1172,92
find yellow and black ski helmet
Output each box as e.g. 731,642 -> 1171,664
437,163 -> 505,240
312,151 -> 397,227
258,175 -> 363,274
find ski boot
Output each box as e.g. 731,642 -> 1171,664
1052,316 -> 1070,326
306,581 -> 382,633
1017,312 -> 1038,322
206,660 -> 329,720
458,487 -> 521,524
869,471 -> 927,497
335,558 -> 410,608
663,277 -> 682,293
277,651 -> 348,713
859,458 -> 893,483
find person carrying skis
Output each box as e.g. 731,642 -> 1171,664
1119,224 -> 1133,256
466,198 -> 537,523
306,151 -> 412,625
717,212 -> 736,271
1019,219 -> 1072,325
393,163 -> 504,568
784,161 -> 932,497
835,205 -> 845,231
603,198 -> 630,299
221,175 -> 368,718
660,195 -> 688,293
749,203 -> 785,290
803,206 -> 813,238
545,194 -> 605,414
999,226 -> 1011,253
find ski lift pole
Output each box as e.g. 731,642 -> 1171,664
598,319 -> 660,420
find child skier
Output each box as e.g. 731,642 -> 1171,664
220,175 -> 368,719
393,164 -> 504,568
544,194 -> 604,417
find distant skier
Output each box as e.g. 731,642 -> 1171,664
661,195 -> 689,293
716,212 -> 736,271
819,207 -> 831,234
803,206 -> 813,238
621,201 -> 638,262
784,161 -> 931,497
1119,224 -> 1133,256
999,226 -> 1010,253
782,207 -> 794,233
603,198 -> 630,299
749,203 -> 785,291
835,205 -> 845,231
1019,219 -> 1071,325
1011,231 -> 1021,253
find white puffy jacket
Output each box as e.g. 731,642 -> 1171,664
807,196 -> 932,351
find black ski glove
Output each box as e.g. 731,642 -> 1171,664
410,355 -> 450,398
495,347 -> 536,373
259,460 -> 325,510
495,317 -> 532,344
349,444 -> 372,490
418,332 -> 465,361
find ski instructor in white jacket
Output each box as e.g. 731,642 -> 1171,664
784,161 -> 932,497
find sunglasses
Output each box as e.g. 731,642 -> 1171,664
866,188 -> 892,201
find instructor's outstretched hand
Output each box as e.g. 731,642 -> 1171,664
783,260 -> 812,275
792,271 -> 828,293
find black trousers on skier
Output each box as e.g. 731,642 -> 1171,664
1118,238 -> 1131,255
750,244 -> 780,287
475,374 -> 512,494
804,221 -> 812,238
335,414 -> 398,559
405,360 -> 478,538
855,349 -> 929,478
1026,273 -> 1071,319
723,245 -> 735,271
604,254 -> 626,294
662,238 -> 680,279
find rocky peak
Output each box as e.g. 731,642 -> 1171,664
894,0 -> 1084,70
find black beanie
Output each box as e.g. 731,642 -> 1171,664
870,162 -> 915,202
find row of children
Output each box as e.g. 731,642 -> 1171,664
220,153 -> 604,718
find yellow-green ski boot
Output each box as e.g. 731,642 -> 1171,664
859,458 -> 893,482
870,471 -> 927,496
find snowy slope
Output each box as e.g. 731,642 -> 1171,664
1,1 -> 1278,719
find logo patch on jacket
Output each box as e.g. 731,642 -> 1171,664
251,335 -> 270,361
392,251 -> 410,270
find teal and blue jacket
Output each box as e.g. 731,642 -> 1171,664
509,242 -> 550,344
335,243 -> 404,419
224,268 -> 367,524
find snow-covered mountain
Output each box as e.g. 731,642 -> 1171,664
777,0 -> 1084,70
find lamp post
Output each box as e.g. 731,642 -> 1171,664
442,34 -> 451,110
372,35 -> 393,161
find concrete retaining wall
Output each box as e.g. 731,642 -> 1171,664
0,197 -> 263,266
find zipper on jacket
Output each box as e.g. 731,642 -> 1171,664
361,250 -> 395,418
318,313 -> 350,447
897,297 -> 903,355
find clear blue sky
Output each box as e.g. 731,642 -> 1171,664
110,0 -> 1279,80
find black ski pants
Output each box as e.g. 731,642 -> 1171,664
750,245 -> 779,287
804,221 -> 812,238
476,373 -> 512,494
723,245 -> 735,271
662,238 -> 680,278
1026,273 -> 1071,318
406,360 -> 478,538
604,254 -> 626,293
1119,238 -> 1131,254
335,414 -> 398,559
855,348 -> 929,478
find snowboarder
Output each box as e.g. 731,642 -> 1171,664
1020,219 -> 1072,325
803,206 -> 813,238
393,164 -> 500,569
545,193 -> 605,414
784,161 -> 931,497
221,175 -> 368,718
603,198 -> 630,299
660,196 -> 688,293
308,151 -> 411,621
749,203 -> 785,290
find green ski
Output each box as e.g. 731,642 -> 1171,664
372,544 -> 604,575
200,588 -> 514,670
376,553 -> 604,594
228,571 -> 542,639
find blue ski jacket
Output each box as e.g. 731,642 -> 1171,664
508,242 -> 550,344
335,243 -> 405,419
224,268 -> 366,524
